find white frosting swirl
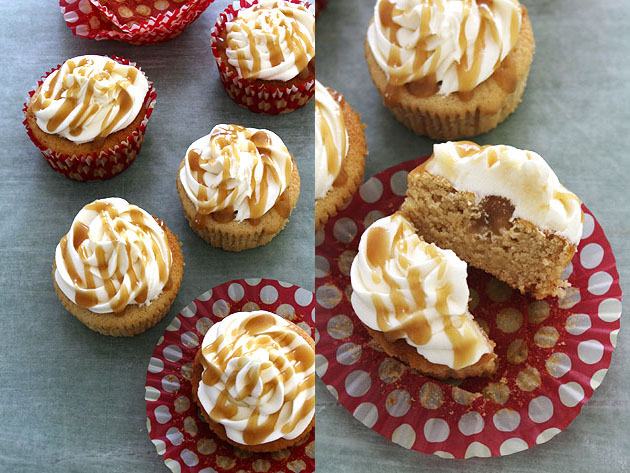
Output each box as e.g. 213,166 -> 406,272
351,213 -> 492,369
315,81 -> 349,199
54,198 -> 172,314
425,141 -> 583,244
367,0 -> 522,94
178,124 -> 293,221
33,55 -> 149,144
224,0 -> 315,81
197,310 -> 315,445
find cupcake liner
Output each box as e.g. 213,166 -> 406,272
23,56 -> 156,182
210,0 -> 315,115
59,0 -> 214,45
315,157 -> 622,459
145,278 -> 316,472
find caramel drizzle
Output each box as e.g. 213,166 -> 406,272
60,200 -> 170,313
316,88 -> 348,188
378,0 -> 521,95
363,215 -> 481,368
227,2 -> 314,79
200,312 -> 314,445
187,125 -> 291,225
34,57 -> 141,138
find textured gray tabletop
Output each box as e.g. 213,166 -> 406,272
0,1 -> 313,471
315,1 -> 629,472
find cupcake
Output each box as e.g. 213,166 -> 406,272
191,310 -> 315,452
350,212 -> 497,379
315,81 -> 368,230
60,0 -> 214,45
24,55 -> 156,181
211,0 -> 315,114
177,124 -> 300,251
53,198 -> 184,336
400,141 -> 583,299
365,0 -> 535,140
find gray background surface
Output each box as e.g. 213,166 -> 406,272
316,1 -> 629,472
0,1 -> 314,471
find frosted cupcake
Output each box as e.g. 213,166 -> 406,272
315,80 -> 368,229
24,55 -> 156,181
192,310 -> 315,452
177,124 -> 300,251
365,0 -> 534,140
53,198 -> 184,336
211,0 -> 315,114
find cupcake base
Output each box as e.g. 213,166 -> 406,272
364,11 -> 534,140
177,160 -> 301,252
316,89 -> 368,230
53,219 -> 184,336
191,322 -> 316,452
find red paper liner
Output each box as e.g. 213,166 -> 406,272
315,157 -> 622,459
23,56 -> 156,182
315,0 -> 328,17
210,0 -> 315,115
59,0 -> 214,45
146,278 -> 316,472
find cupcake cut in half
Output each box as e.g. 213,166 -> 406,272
53,198 -> 184,336
401,141 -> 583,300
177,124 -> 300,251
25,55 -> 155,181
351,213 -> 497,379
315,80 -> 368,229
365,0 -> 535,140
211,0 -> 315,114
192,310 -> 315,452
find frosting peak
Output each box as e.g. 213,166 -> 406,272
315,81 -> 349,199
197,311 -> 315,445
54,198 -> 172,314
423,141 -> 584,244
33,55 -> 149,144
367,0 -> 522,94
224,0 -> 315,81
350,213 -> 492,369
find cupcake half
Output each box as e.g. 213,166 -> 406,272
315,81 -> 368,229
24,55 -> 156,181
401,141 -> 583,299
53,198 -> 184,336
191,310 -> 315,452
365,0 -> 534,140
177,124 -> 300,251
351,213 -> 497,379
211,0 -> 315,114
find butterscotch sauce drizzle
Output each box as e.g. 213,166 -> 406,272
199,311 -> 314,445
33,56 -> 145,141
375,0 -> 522,94
226,1 -> 314,80
361,214 -> 484,368
183,125 -> 293,224
57,199 -> 171,314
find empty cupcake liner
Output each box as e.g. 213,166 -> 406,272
145,278 -> 315,472
23,56 -> 156,182
315,157 -> 622,459
59,0 -> 214,45
210,0 -> 315,115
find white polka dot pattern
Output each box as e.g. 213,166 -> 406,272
315,157 -> 621,459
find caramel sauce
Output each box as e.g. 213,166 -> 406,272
493,55 -> 517,93
405,74 -> 440,98
211,206 -> 236,223
472,195 -> 515,234
200,312 -> 314,446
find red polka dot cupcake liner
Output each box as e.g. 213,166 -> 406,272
145,278 -> 315,472
59,0 -> 214,45
315,157 -> 622,459
23,56 -> 156,182
210,0 -> 315,115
